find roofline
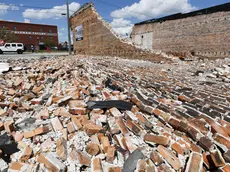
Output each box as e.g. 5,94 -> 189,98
70,2 -> 94,18
0,20 -> 57,27
135,2 -> 230,26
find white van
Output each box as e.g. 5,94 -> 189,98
0,43 -> 24,54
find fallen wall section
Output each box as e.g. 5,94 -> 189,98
70,3 -> 165,61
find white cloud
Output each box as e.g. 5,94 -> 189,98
61,28 -> 65,31
111,18 -> 133,37
111,18 -> 132,28
24,18 -> 30,23
22,2 -> 80,20
0,3 -> 19,16
111,0 -> 197,20
58,32 -> 63,36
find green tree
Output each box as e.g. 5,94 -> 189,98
0,27 -> 18,42
44,39 -> 55,48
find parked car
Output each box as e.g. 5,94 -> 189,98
0,43 -> 24,54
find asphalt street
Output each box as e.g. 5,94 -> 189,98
0,52 -> 69,61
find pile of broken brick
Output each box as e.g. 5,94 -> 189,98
0,55 -> 230,172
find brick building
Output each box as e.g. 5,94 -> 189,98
0,20 -> 58,50
70,3 -> 164,62
131,2 -> 230,58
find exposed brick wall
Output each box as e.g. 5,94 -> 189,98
70,3 -> 165,62
131,11 -> 230,58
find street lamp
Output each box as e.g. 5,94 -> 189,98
66,0 -> 71,55
62,0 -> 71,55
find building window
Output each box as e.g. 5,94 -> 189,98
13,26 -> 17,31
49,36 -> 52,40
49,29 -> 52,33
41,36 -> 43,40
28,27 -> 31,31
40,28 -> 43,32
29,36 -> 32,40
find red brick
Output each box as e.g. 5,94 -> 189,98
86,143 -> 100,156
172,142 -> 184,155
0,109 -> 7,116
108,167 -> 122,172
100,136 -> 110,153
207,119 -> 229,138
0,121 -> 4,131
109,107 -> 123,118
126,119 -> 143,136
150,151 -> 163,166
92,158 -> 103,172
203,153 -> 215,170
20,145 -> 32,161
56,137 -> 67,161
51,117 -> 63,132
210,150 -> 226,168
106,146 -> 115,162
157,145 -> 181,170
116,117 -> 128,135
4,120 -> 14,133
187,126 -> 202,141
137,159 -> 147,172
69,107 -> 86,115
199,136 -> 214,151
37,153 -> 66,171
153,108 -> 162,116
24,130 -> 35,139
54,107 -> 72,117
9,162 -> 23,171
69,100 -> 87,108
144,134 -> 170,146
222,165 -> 230,172
190,142 -> 201,153
8,89 -> 15,95
76,151 -> 91,166
34,126 -> 49,135
84,123 -> 103,135
71,117 -> 82,130
37,107 -> 49,119
67,122 -> 75,133
214,134 -> 230,150
168,117 -> 180,129
185,152 -> 203,172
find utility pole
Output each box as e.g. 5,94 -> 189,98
66,0 -> 71,55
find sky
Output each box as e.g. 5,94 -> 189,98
0,0 -> 229,42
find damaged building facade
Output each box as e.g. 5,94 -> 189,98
131,3 -> 230,58
70,2 -> 230,59
69,3 -> 165,61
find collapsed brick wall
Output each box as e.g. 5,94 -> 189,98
131,11 -> 230,58
70,3 -> 165,62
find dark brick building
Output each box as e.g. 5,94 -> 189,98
131,2 -> 230,58
0,20 -> 58,50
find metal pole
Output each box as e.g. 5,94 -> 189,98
66,0 -> 71,55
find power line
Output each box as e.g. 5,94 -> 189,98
94,0 -> 153,18
1,1 -> 153,19
0,3 -> 76,13
0,3 -> 113,22
0,8 -> 69,15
